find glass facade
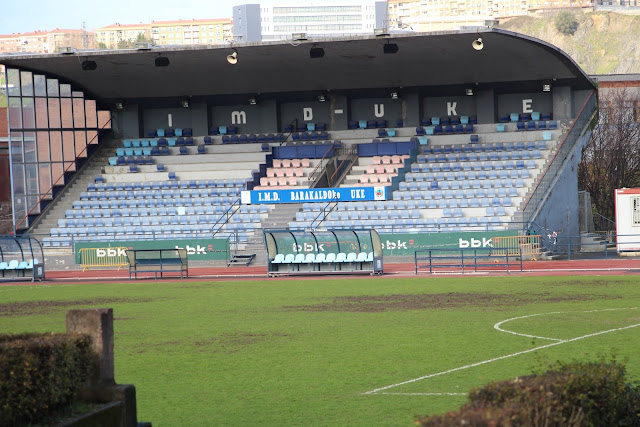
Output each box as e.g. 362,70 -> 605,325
5,67 -> 111,231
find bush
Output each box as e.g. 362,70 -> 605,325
0,333 -> 94,426
555,11 -> 579,36
416,360 -> 640,426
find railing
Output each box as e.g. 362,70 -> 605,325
279,118 -> 299,146
14,118 -> 113,232
328,146 -> 358,187
593,212 -> 616,233
539,232 -> 638,260
210,198 -> 241,252
414,247 -> 523,274
492,235 -> 541,259
308,145 -> 337,184
308,197 -> 339,231
521,91 -> 597,226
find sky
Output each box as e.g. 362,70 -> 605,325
1,0 -> 305,34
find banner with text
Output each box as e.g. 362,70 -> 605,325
241,186 -> 387,204
378,231 -> 518,256
74,239 -> 230,263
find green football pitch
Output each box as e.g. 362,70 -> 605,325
2,275 -> 639,426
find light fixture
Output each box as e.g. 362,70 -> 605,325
181,99 -> 190,108
383,43 -> 399,54
81,60 -> 97,71
542,81 -> 552,92
115,102 -> 123,110
292,32 -> 308,41
155,57 -> 170,67
249,96 -> 257,105
390,92 -> 399,100
310,47 -> 325,58
318,93 -> 326,102
465,88 -> 474,96
227,49 -> 238,65
472,37 -> 484,51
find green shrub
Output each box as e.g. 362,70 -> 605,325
555,11 -> 579,36
416,360 -> 640,426
0,333 -> 94,426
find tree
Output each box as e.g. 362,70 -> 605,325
117,33 -> 152,49
98,42 -> 108,50
578,88 -> 640,221
555,11 -> 579,36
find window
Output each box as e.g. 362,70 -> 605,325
633,197 -> 640,226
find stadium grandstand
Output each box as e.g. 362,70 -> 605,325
0,27 -> 596,268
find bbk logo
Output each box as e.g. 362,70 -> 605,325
292,243 -> 325,252
96,248 -> 127,258
382,240 -> 408,250
458,238 -> 493,248
176,245 -> 207,255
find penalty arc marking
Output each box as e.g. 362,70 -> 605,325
364,307 -> 639,395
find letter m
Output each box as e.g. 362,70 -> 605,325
231,111 -> 247,125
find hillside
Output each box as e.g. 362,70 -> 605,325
500,11 -> 640,75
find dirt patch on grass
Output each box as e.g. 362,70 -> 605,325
194,332 -> 292,353
0,297 -> 156,317
284,292 -> 619,313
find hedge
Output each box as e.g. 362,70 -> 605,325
0,333 -> 94,426
416,360 -> 640,426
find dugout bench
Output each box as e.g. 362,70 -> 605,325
126,248 -> 188,279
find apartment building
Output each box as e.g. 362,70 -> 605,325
151,19 -> 232,46
96,18 -> 232,49
0,29 -> 95,54
388,0 -> 594,32
95,23 -> 150,49
234,1 -> 388,42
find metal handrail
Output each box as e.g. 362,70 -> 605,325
210,198 -> 241,238
308,145 -> 336,184
329,146 -> 357,186
308,196 -> 339,230
593,212 -> 615,233
521,90 -> 597,225
14,118 -> 113,232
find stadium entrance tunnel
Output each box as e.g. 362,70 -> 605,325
264,229 -> 383,277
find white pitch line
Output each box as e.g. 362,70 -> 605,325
377,392 -> 467,396
494,307 -> 639,341
364,320 -> 640,395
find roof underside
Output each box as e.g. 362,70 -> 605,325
0,28 -> 594,101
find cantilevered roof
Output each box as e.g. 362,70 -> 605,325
0,28 -> 594,101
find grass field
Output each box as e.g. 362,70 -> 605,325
2,275 -> 640,425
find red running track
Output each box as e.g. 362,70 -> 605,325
3,258 -> 640,285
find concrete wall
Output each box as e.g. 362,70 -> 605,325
211,100 -> 278,134
115,85 -> 583,137
280,100 -> 332,131
423,95 -> 477,120
350,97 -> 403,125
530,130 -> 592,250
497,92 -> 553,118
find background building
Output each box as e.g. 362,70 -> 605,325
234,1 -> 388,42
0,29 -> 96,54
388,0 -> 594,32
233,4 -> 263,42
151,19 -> 232,46
96,23 -> 150,49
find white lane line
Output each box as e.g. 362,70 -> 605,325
494,307 -> 638,342
364,321 -> 640,395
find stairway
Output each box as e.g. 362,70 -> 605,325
29,138 -> 119,239
232,203 -> 303,265
580,232 -> 615,252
